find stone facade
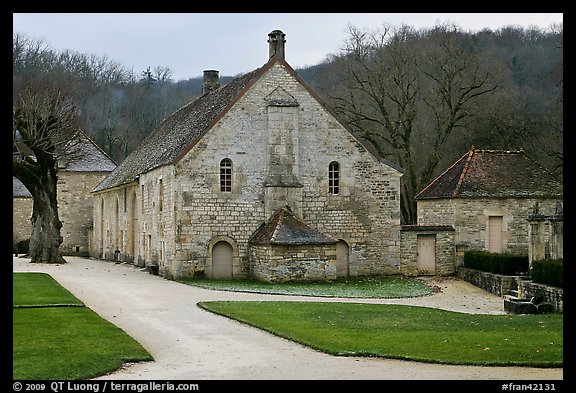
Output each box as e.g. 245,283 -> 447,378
400,225 -> 455,276
12,196 -> 33,250
417,197 -> 561,266
250,244 -> 337,282
91,32 -> 403,281
58,172 -> 114,256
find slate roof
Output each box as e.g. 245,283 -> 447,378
93,54 -> 404,193
58,131 -> 117,172
13,177 -> 31,198
13,130 -> 116,173
415,148 -> 563,200
249,206 -> 337,246
92,68 -> 261,192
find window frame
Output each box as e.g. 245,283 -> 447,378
328,161 -> 340,195
220,158 -> 233,193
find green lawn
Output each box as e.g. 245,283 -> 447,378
13,272 -> 84,307
180,275 -> 433,298
13,272 -> 153,380
198,301 -> 563,367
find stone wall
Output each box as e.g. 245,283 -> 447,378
250,243 -> 337,282
400,226 -> 455,276
457,267 -> 562,311
418,197 -> 561,265
58,172 -> 111,256
456,267 -> 521,297
518,280 -> 563,312
13,197 -> 33,251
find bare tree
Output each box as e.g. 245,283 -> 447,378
330,24 -> 422,224
13,85 -> 82,263
329,23 -> 498,224
416,24 -> 498,185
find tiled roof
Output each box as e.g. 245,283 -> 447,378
92,67 -> 262,192
249,206 -> 337,245
415,148 -> 563,200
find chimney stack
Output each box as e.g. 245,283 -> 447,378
202,70 -> 220,94
268,30 -> 286,60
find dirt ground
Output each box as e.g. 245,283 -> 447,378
13,255 -> 563,381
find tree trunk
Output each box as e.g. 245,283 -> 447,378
28,168 -> 66,264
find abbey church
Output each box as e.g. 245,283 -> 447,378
90,30 -> 405,281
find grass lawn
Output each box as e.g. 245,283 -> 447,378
13,272 -> 84,307
198,301 -> 563,367
13,272 -> 153,380
179,275 -> 433,298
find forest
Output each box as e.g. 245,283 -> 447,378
13,22 -> 563,224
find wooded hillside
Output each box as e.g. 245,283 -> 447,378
13,22 -> 562,224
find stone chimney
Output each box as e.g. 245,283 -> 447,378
202,70 -> 220,94
268,30 -> 286,60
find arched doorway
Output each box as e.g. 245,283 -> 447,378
336,240 -> 349,277
212,241 -> 233,279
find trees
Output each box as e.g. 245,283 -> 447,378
13,86 -> 82,263
327,24 -> 498,224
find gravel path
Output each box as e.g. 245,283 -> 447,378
13,256 -> 563,380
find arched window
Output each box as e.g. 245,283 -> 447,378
220,158 -> 232,192
328,161 -> 340,195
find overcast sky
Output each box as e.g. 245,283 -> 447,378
13,13 -> 563,81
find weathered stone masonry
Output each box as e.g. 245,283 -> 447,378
91,31 -> 403,281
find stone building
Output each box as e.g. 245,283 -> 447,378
13,177 -> 33,250
408,147 -> 563,272
12,132 -> 116,255
91,30 -> 404,281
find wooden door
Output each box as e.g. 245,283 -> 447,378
212,241 -> 233,279
336,240 -> 349,277
488,216 -> 503,253
417,234 -> 436,274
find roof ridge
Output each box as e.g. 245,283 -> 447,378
269,206 -> 288,242
453,148 -> 476,197
415,149 -> 471,199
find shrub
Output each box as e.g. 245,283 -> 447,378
463,250 -> 529,275
531,259 -> 563,288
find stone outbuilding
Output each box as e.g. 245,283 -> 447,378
248,206 -> 338,282
12,131 -> 117,256
412,147 -> 563,270
90,29 -> 404,281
